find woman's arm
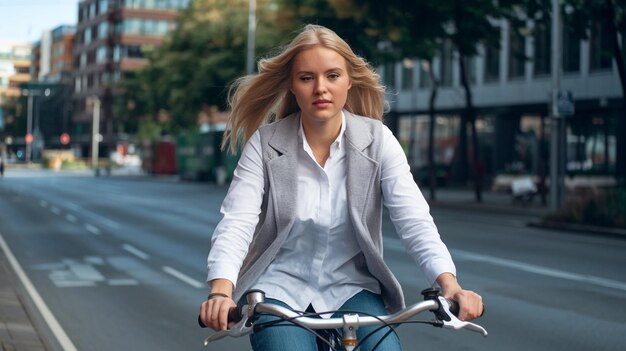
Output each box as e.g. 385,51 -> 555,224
201,132 -> 265,330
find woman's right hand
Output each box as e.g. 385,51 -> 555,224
199,294 -> 237,331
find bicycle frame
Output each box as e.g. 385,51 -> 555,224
203,289 -> 487,350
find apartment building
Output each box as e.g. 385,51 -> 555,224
383,19 -> 623,183
72,0 -> 189,155
0,42 -> 32,102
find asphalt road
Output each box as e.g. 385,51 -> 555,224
0,170 -> 625,351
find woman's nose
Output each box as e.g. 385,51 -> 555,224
314,78 -> 327,94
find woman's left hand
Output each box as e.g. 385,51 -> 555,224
436,272 -> 484,321
445,288 -> 484,321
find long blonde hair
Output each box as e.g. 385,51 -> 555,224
223,24 -> 385,153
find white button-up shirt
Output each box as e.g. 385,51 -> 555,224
207,112 -> 455,313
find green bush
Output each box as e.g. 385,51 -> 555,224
546,187 -> 626,229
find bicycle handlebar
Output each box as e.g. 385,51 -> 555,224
201,288 -> 488,347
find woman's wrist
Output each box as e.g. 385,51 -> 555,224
436,272 -> 461,294
207,292 -> 230,300
209,278 -> 234,299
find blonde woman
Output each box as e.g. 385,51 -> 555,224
199,24 -> 484,350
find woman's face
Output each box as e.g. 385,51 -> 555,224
290,46 -> 352,126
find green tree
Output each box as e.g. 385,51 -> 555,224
120,0 -> 286,133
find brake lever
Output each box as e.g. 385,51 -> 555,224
202,305 -> 254,346
437,296 -> 488,337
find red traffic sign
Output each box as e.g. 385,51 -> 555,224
25,133 -> 33,144
60,133 -> 70,145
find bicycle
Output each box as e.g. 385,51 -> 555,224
199,288 -> 487,351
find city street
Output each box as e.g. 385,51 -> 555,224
0,170 -> 625,351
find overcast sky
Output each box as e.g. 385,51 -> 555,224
0,0 -> 80,44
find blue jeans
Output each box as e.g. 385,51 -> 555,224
249,290 -> 402,351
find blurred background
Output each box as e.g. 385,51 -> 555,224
0,1 -> 625,350
1,0 -> 625,214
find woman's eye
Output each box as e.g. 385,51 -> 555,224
328,73 -> 340,80
299,76 -> 313,81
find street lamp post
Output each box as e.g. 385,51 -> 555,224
88,97 -> 101,176
25,93 -> 33,163
549,0 -> 566,211
246,0 -> 256,75
22,88 -> 43,163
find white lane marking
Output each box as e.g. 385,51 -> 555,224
65,214 -> 77,223
51,206 -> 61,215
108,279 -> 139,286
85,224 -> 101,235
0,232 -> 78,351
122,244 -> 149,260
162,266 -> 204,288
452,249 -> 626,292
95,216 -> 120,230
65,202 -> 80,211
40,200 -> 48,208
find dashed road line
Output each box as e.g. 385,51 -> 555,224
85,224 -> 101,235
65,214 -> 77,223
51,206 -> 61,215
39,200 -> 48,208
162,266 -> 204,288
122,244 -> 149,260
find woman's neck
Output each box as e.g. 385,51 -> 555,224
301,115 -> 342,150
301,114 -> 342,167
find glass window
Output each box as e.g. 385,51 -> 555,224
401,61 -> 414,91
96,47 -> 107,63
463,56 -> 477,85
508,29 -> 525,79
590,21 -> 612,71
144,19 -> 156,35
419,60 -> 432,89
126,45 -> 143,58
563,26 -> 580,73
533,22 -> 551,76
384,62 -> 396,88
157,20 -> 169,35
113,45 -> 121,62
84,28 -> 92,45
99,22 -> 109,38
99,0 -> 109,13
439,40 -> 453,87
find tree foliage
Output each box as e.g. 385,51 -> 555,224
119,0 -> 286,133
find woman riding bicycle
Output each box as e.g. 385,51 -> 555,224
199,24 -> 484,351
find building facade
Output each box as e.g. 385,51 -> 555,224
0,42 -> 32,155
0,42 -> 32,102
72,0 -> 189,156
383,19 -> 623,186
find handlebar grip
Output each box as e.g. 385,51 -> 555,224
197,307 -> 242,329
228,306 -> 243,323
198,315 -> 207,328
447,299 -> 460,317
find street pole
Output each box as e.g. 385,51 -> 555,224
91,97 -> 101,176
26,93 -> 33,163
246,0 -> 256,75
549,0 -> 565,211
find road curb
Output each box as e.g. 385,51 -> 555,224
528,220 -> 626,239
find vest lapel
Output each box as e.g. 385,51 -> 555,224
266,114 -> 300,238
345,112 -> 379,224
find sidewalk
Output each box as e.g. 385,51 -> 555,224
0,256 -> 46,351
